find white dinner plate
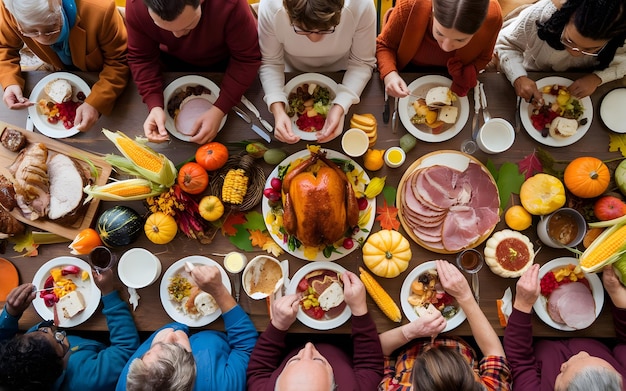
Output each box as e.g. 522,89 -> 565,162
285,262 -> 351,330
32,257 -> 101,328
262,148 -> 376,261
160,256 -> 231,327
398,75 -> 470,142
533,257 -> 603,331
400,261 -> 466,332
284,73 -> 339,141
163,75 -> 227,142
600,88 -> 626,133
520,76 -> 593,147
27,72 -> 91,138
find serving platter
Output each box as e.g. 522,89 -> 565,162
400,261 -> 466,332
398,75 -> 470,142
284,73 -> 338,141
600,88 -> 626,133
160,256 -> 231,327
163,75 -> 227,141
32,257 -> 101,328
0,121 -> 112,240
27,72 -> 90,139
520,76 -> 592,147
533,257 -> 603,331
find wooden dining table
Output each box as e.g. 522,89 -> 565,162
1,70 -> 624,338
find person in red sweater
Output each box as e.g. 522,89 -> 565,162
376,0 -> 502,97
125,0 -> 260,145
246,270 -> 383,390
504,264 -> 626,391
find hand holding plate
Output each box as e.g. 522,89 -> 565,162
6,283 -> 36,317
270,294 -> 300,331
316,105 -> 344,143
513,264 -> 540,313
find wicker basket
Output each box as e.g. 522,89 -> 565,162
209,153 -> 265,212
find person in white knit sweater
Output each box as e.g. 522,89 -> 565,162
258,0 -> 376,143
495,0 -> 626,103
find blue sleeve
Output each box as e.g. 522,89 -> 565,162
115,322 -> 189,391
0,305 -> 19,341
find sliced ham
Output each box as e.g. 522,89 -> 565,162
175,95 -> 213,136
554,282 -> 595,329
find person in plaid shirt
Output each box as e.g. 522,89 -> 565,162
378,260 -> 511,391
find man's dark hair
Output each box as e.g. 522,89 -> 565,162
143,0 -> 201,21
0,334 -> 64,391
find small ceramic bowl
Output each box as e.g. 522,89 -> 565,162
242,255 -> 284,300
118,248 -> 162,289
341,128 -> 369,157
384,147 -> 406,168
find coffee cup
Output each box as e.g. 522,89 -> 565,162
537,208 -> 587,248
476,118 -> 515,154
118,248 -> 162,288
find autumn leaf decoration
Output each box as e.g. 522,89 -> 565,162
517,150 -> 543,179
609,133 -> 626,157
225,211 -> 283,256
376,200 -> 400,231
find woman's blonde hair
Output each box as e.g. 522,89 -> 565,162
126,343 -> 196,391
283,0 -> 343,32
3,0 -> 62,32
411,346 -> 485,391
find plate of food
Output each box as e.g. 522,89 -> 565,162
285,262 -> 351,330
533,257 -> 603,331
160,255 -> 231,327
28,72 -> 90,139
520,76 -> 592,147
262,146 -> 376,261
397,150 -> 499,254
600,88 -> 626,133
398,75 -> 470,142
32,257 -> 101,328
284,73 -> 338,141
163,75 -> 227,142
400,261 -> 466,332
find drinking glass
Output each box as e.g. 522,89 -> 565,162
89,246 -> 116,274
455,249 -> 484,304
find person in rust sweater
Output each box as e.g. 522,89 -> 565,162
246,270 -> 383,390
125,0 -> 260,145
376,0 -> 502,97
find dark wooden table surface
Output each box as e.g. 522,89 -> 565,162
1,70 -> 624,337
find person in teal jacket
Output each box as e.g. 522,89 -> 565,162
0,269 -> 140,391
117,264 -> 258,391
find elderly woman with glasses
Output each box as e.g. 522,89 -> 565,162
0,269 -> 140,391
495,0 -> 626,102
257,0 -> 377,144
0,0 -> 128,131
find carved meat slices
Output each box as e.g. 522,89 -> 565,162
547,282 -> 595,329
401,162 -> 499,252
9,143 -> 50,220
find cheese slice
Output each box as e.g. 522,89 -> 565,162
56,290 -> 86,319
438,105 -> 458,124
317,281 -> 344,311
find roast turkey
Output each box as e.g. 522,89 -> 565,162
9,143 -> 49,220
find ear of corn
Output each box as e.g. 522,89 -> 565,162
102,129 -> 177,187
580,222 -> 626,273
222,169 -> 249,205
83,178 -> 166,202
359,267 -> 402,322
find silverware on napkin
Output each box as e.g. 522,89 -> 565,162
241,95 -> 274,133
232,106 -> 271,143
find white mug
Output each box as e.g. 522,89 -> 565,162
537,208 -> 587,248
477,118 -> 515,154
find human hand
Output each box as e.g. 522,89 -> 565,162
436,259 -> 473,303
342,271 -> 367,316
383,71 -> 410,98
513,76 -> 543,105
189,106 -> 225,145
513,264 -> 540,313
2,85 -> 32,109
75,102 -> 99,131
317,105 -> 344,143
271,102 -> 299,143
602,265 -> 626,309
5,283 -> 35,317
270,294 -> 300,331
93,269 -> 115,295
144,107 -> 170,143
401,310 -> 446,341
569,74 -> 601,98
189,265 -> 226,297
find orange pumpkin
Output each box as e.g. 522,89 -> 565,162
195,142 -> 229,171
564,157 -> 610,198
177,162 -> 209,195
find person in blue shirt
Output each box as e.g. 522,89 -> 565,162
118,264 -> 258,391
0,269 -> 140,391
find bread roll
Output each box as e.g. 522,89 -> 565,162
549,117 -> 578,139
44,79 -> 72,104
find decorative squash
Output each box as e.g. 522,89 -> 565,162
195,142 -> 229,171
96,206 -> 144,247
362,230 -> 411,278
520,173 -> 566,215
177,162 -> 209,195
564,157 -> 610,198
484,229 -> 535,278
144,212 -> 177,244
69,228 -> 103,255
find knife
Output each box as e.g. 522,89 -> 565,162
391,97 -> 399,133
471,85 -> 481,140
241,95 -> 274,133
232,106 -> 271,143
514,96 -> 522,133
382,91 -> 390,124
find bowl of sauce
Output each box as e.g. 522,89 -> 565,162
537,208 -> 587,248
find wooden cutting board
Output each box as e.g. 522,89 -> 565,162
0,121 -> 112,240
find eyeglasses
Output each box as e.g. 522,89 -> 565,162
292,24 -> 336,35
37,327 -> 69,357
560,29 -> 608,57
18,27 -> 61,38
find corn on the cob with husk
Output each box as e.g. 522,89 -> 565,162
579,220 -> 626,273
359,267 -> 402,322
103,129 -> 177,188
84,178 -> 167,202
222,168 -> 249,205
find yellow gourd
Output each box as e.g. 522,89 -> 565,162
362,230 -> 411,278
144,212 -> 177,245
519,173 -> 566,215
